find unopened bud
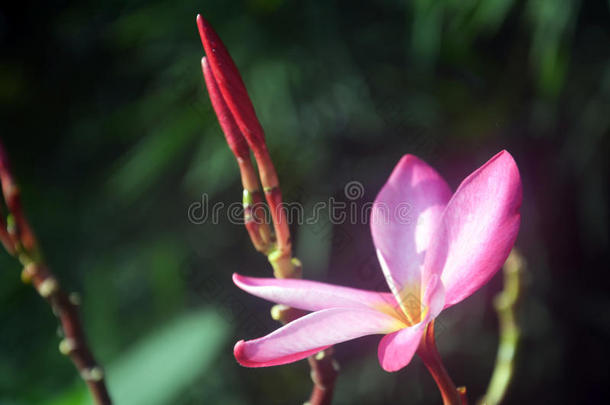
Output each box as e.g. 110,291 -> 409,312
271,304 -> 289,321
38,277 -> 58,298
69,293 -> 81,306
21,263 -> 38,284
59,338 -> 77,355
81,366 -> 104,382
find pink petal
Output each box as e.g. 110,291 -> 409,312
377,323 -> 426,372
234,307 -> 406,367
424,150 -> 522,308
371,155 -> 451,304
233,274 -> 402,318
422,273 -> 446,320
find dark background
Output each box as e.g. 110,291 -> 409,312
0,1 -> 608,404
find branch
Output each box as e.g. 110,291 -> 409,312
23,264 -> 112,405
271,305 -> 339,405
0,142 -> 112,405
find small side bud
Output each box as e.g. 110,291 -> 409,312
5,214 -> 15,235
243,189 -> 254,207
69,293 -> 82,306
81,366 -> 104,382
270,304 -> 289,321
314,351 -> 327,361
20,263 -> 38,284
59,338 -> 77,355
271,304 -> 307,324
291,257 -> 303,273
37,277 -> 59,298
268,250 -> 301,279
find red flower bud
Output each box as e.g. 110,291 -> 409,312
196,14 -> 266,154
201,57 -> 249,160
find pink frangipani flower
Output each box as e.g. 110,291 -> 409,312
233,150 -> 522,372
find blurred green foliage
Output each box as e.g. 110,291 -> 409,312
0,0 -> 608,404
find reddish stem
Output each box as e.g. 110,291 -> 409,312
458,386 -> 468,405
0,145 -> 37,253
307,349 -> 339,405
25,264 -> 112,405
417,321 -> 463,405
0,143 -> 112,405
263,185 -> 291,255
272,306 -> 338,405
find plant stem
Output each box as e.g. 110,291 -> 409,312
271,305 -> 339,405
417,320 -> 463,405
478,249 -> 523,405
306,349 -> 339,405
458,386 -> 469,405
23,263 -> 112,405
0,142 -> 112,405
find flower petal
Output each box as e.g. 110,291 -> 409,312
422,273 -> 446,320
377,323 -> 426,372
233,273 -> 401,318
234,307 -> 405,367
371,155 -> 451,307
424,150 -> 522,308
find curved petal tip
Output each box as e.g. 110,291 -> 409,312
233,340 -> 248,366
232,273 -> 254,292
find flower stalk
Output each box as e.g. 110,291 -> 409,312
196,13 -> 337,403
417,320 -> 463,405
0,142 -> 112,405
306,349 -> 340,405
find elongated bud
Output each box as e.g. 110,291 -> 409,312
201,57 -> 249,160
196,14 -> 292,276
202,57 -> 272,250
196,14 -> 266,154
202,56 -> 261,192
